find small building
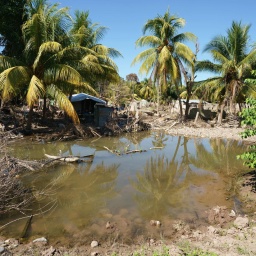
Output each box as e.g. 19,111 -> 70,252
70,93 -> 106,114
180,99 -> 208,108
70,93 -> 113,126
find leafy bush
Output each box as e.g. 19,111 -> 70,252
237,98 -> 256,168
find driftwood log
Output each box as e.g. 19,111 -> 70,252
44,154 -> 94,165
103,146 -> 147,156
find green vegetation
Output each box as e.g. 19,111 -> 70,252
0,0 -> 120,129
132,8 -> 196,117
0,0 -> 26,59
237,96 -> 256,168
1,1 -> 256,126
196,21 -> 256,124
178,241 -> 219,256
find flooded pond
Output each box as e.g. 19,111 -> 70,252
1,131 -> 249,244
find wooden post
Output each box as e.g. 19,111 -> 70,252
194,111 -> 200,123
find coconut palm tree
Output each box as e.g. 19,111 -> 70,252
132,9 -> 196,117
69,10 -> 121,91
196,21 -> 256,123
0,0 -> 85,129
0,0 -> 118,129
139,78 -> 156,101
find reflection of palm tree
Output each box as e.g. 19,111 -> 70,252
131,156 -> 186,219
31,163 -> 118,229
103,132 -> 150,153
190,139 -> 248,176
180,137 -> 193,177
152,131 -> 168,148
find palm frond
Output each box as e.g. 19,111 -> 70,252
44,64 -> 82,85
33,41 -> 62,70
135,36 -> 162,48
47,84 -> 80,124
0,66 -> 31,101
26,75 -> 45,106
0,56 -> 25,72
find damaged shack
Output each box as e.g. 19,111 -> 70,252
70,93 -> 114,126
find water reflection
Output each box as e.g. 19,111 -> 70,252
131,155 -> 183,219
23,162 -> 119,237
190,139 -> 248,175
151,131 -> 168,148
2,132 -> 249,242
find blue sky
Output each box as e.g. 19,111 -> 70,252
55,0 -> 256,81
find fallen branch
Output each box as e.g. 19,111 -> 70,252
103,146 -> 147,155
169,121 -> 178,128
150,147 -> 164,150
89,126 -> 102,137
125,149 -> 147,154
103,146 -> 121,156
43,154 -> 94,165
20,215 -> 33,239
0,200 -> 57,231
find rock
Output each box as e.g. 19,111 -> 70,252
150,220 -> 156,226
91,252 -> 99,256
207,226 -> 217,234
0,246 -> 5,253
229,210 -> 236,217
155,220 -> 161,227
91,241 -> 99,248
3,238 -> 19,249
106,221 -> 111,229
33,237 -> 47,243
150,220 -> 161,227
149,239 -> 155,245
234,216 -> 249,229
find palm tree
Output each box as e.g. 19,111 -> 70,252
196,21 -> 256,123
0,1 -> 121,129
69,10 -> 121,91
139,78 -> 156,101
132,9 -> 196,117
0,0 -> 84,128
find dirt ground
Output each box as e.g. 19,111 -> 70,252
1,110 -> 256,255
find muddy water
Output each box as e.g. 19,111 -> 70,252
1,132 -> 248,244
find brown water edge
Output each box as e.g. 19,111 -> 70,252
0,132 -> 249,247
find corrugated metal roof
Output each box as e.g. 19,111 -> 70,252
70,93 -> 106,104
181,99 -> 208,104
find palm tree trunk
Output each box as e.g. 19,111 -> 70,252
0,99 -> 4,109
26,105 -> 34,130
217,98 -> 227,124
42,95 -> 47,119
184,96 -> 190,118
230,82 -> 238,115
157,85 -> 160,115
175,83 -> 183,118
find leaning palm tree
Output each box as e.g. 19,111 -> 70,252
0,0 -> 84,128
196,21 -> 256,123
132,9 -> 196,117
